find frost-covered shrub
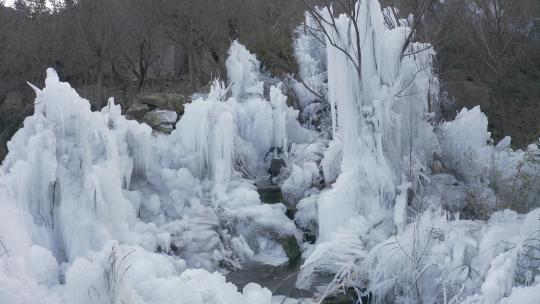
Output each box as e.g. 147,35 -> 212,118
64,242 -> 274,304
439,106 -> 540,214
495,147 -> 540,213
312,208 -> 540,304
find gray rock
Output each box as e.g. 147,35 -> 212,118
136,93 -> 189,114
269,159 -> 286,178
143,109 -> 178,134
279,235 -> 301,263
125,103 -> 150,120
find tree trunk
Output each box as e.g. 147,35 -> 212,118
96,57 -> 103,108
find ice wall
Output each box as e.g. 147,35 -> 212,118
146,43 -> 308,266
297,0 -> 440,286
316,0 -> 438,241
1,69 -> 152,262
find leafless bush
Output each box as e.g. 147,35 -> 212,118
494,148 -> 540,213
89,244 -> 134,304
0,238 -> 9,259
515,230 -> 540,286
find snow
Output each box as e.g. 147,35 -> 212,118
29,245 -> 59,286
281,163 -> 319,203
295,193 -> 319,237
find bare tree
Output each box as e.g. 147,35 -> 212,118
458,0 -> 538,86
73,0 -> 124,107
300,0 -> 431,79
148,0 -> 228,90
114,0 -> 163,93
13,0 -> 48,17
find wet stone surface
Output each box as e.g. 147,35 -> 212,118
226,259 -> 313,299
256,180 -> 297,219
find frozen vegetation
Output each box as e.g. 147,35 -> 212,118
1,1 -> 540,303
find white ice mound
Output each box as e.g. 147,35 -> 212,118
2,68 -> 153,262
439,106 -> 540,209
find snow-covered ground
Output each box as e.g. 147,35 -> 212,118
1,1 -> 539,303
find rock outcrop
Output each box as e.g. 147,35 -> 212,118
143,109 -> 178,133
136,93 -> 189,114
125,93 -> 190,133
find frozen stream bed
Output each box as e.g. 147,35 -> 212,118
226,182 -> 357,304
226,259 -> 312,299
227,181 -> 309,298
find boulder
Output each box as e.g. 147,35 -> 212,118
269,158 -> 286,178
125,103 -> 150,120
143,109 -> 178,134
136,93 -> 189,114
256,181 -> 283,204
278,235 -> 301,264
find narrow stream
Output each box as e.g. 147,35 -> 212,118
227,180 -> 311,298
226,259 -> 313,298
226,180 -> 358,303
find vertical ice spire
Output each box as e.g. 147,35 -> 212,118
313,0 -> 437,240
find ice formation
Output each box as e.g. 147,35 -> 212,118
360,208 -> 540,303
0,41 -> 314,302
291,1 -> 540,302
293,12 -> 328,111
294,0 -> 440,287
1,1 -> 540,303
